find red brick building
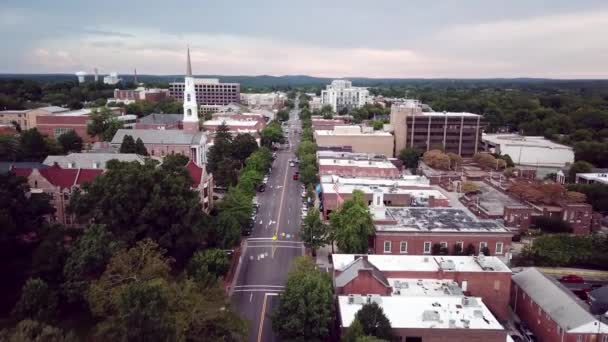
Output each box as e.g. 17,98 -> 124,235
318,158 -> 400,178
503,205 -> 533,231
311,118 -> 347,130
370,192 -> 513,257
13,164 -> 102,225
334,254 -> 510,341
512,268 -> 608,342
36,113 -> 96,143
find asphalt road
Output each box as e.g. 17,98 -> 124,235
231,101 -> 304,342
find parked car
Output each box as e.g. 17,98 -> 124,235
293,173 -> 299,180
289,161 -> 295,167
257,183 -> 266,192
560,274 -> 584,283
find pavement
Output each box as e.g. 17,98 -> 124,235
230,100 -> 304,342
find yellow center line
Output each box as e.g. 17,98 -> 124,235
257,293 -> 269,342
274,157 -> 290,237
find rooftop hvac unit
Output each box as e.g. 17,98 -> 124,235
422,310 -> 440,322
462,319 -> 470,328
348,294 -> 355,304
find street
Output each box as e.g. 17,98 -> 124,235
231,100 -> 304,342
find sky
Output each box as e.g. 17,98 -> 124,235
1,0 -> 607,78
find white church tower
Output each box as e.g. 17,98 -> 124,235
182,47 -> 199,132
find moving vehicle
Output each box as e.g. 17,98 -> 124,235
560,274 -> 584,283
257,183 -> 266,192
289,161 -> 295,167
293,172 -> 299,180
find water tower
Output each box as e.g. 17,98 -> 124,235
75,71 -> 87,83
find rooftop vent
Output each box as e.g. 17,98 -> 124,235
440,260 -> 456,271
422,310 -> 440,322
462,319 -> 470,329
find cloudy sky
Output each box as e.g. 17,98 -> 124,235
1,0 -> 607,78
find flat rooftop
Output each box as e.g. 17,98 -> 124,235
388,278 -> 463,297
321,183 -> 447,201
333,254 -> 511,273
203,120 -> 259,126
318,158 -> 396,169
576,173 -> 608,184
54,109 -> 93,116
483,134 -> 572,150
315,125 -> 392,136
338,295 -> 503,330
474,181 -> 525,216
320,175 -> 430,187
316,151 -> 387,160
376,207 -> 510,233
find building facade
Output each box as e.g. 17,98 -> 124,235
13,165 -> 103,225
512,268 -> 608,342
391,101 -> 484,157
315,126 -> 394,157
112,87 -> 170,104
321,80 -> 369,112
169,78 -> 240,106
0,110 -> 29,130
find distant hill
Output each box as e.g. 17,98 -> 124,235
1,73 -> 607,88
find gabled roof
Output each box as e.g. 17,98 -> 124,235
38,165 -> 103,189
111,129 -> 205,145
512,268 -> 604,332
138,113 -> 183,125
43,153 -> 145,169
335,256 -> 390,288
185,160 -> 203,186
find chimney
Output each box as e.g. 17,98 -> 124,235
371,188 -> 386,220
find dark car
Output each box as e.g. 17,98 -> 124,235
257,183 -> 266,192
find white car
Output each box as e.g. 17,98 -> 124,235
289,162 -> 295,167
263,177 -> 269,184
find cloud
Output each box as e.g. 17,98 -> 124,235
8,7 -> 608,78
83,29 -> 135,38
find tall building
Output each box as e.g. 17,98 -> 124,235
182,47 -> 200,132
169,73 -> 240,111
390,101 -> 484,157
321,80 -> 369,112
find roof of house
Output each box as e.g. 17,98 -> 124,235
11,164 -> 102,188
335,256 -> 390,288
36,106 -> 68,113
137,113 -> 183,125
185,160 -> 204,186
0,162 -> 47,173
512,268 -> 608,333
43,153 -> 146,169
111,129 -> 206,145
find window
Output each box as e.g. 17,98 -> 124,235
440,242 -> 448,248
187,108 -> 192,116
496,242 -> 504,255
53,127 -> 72,137
400,241 -> 407,254
383,241 -> 391,253
479,241 -> 488,251
556,326 -> 561,335
187,93 -> 191,102
577,336 -> 582,342
493,280 -> 500,291
456,241 -> 464,251
601,335 -> 608,342
423,242 -> 432,254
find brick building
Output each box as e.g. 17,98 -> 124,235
503,205 -> 534,232
512,268 -> 608,342
112,87 -> 170,103
390,101 -> 484,157
36,111 -> 97,143
43,153 -> 146,170
319,175 -> 449,218
311,118 -> 348,131
370,191 -> 513,257
0,110 -> 29,130
334,254 -> 510,340
12,164 -> 103,225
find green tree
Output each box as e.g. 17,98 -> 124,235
0,134 -> 21,161
0,320 -> 77,342
62,224 -> 121,303
12,278 -> 58,322
299,208 -> 328,252
568,160 -> 594,183
260,121 -> 285,148
187,249 -> 230,286
57,129 -> 83,153
19,128 -> 48,161
342,318 -> 365,342
354,302 -> 393,341
272,257 -> 334,341
299,163 -> 318,186
277,109 -> 289,122
567,183 -> 608,214
231,133 -> 258,165
69,160 -> 209,259
329,190 -> 374,254
135,137 -> 148,156
86,107 -> 123,141
296,140 -> 317,159
398,148 -> 420,171
119,134 -> 136,153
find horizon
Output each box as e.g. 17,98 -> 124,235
1,1 -> 607,78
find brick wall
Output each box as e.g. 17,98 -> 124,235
562,203 -> 593,235
511,283 -> 606,342
36,115 -> 96,143
318,164 -> 400,178
336,269 -> 392,296
388,327 -> 506,342
503,206 -> 533,232
374,233 -> 512,257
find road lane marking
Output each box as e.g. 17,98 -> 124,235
250,292 -> 253,302
274,158 -> 290,237
257,293 -> 280,342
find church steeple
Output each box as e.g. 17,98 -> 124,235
186,46 -> 192,77
182,47 -> 199,131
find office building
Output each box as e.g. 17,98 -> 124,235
314,125 -> 394,156
169,78 -> 240,108
482,133 -> 574,168
321,80 -> 369,112
390,101 -> 483,157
